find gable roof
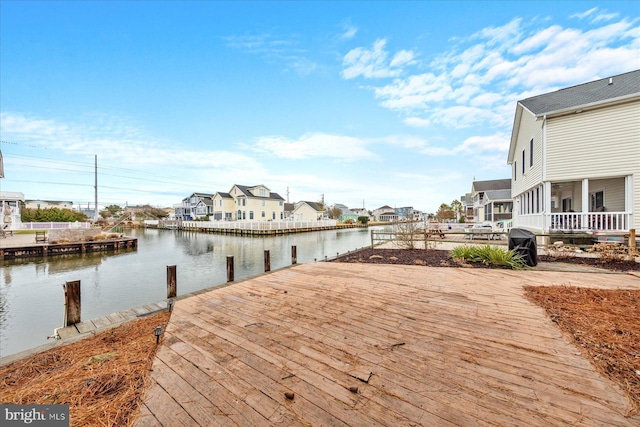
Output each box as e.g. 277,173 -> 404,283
232,184 -> 285,201
519,69 -> 640,117
484,189 -> 512,202
509,70 -> 640,163
295,201 -> 324,212
472,179 -> 511,193
215,192 -> 232,199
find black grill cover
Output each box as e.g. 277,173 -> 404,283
508,228 -> 538,267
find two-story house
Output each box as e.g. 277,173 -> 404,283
174,193 -> 215,220
508,70 -> 639,233
470,179 -> 512,224
212,184 -> 285,221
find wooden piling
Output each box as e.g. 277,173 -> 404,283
630,229 -> 636,252
264,250 -> 271,272
167,265 -> 177,298
291,245 -> 297,265
227,256 -> 234,282
64,280 -> 81,326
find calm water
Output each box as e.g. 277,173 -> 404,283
0,227 -> 380,357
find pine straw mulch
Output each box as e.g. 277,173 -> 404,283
0,311 -> 170,427
524,286 -> 640,416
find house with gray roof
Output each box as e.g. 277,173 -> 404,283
292,201 -> 325,221
212,184 -> 285,221
470,179 -> 511,223
507,69 -> 639,233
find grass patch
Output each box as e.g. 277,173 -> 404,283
450,245 -> 527,270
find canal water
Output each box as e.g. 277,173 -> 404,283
0,227 -> 381,358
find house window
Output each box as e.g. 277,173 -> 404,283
259,189 -> 266,196
250,211 -> 254,219
242,211 -> 246,219
261,211 -> 265,218
562,198 -> 572,212
279,201 -> 283,206
522,150 -> 525,174
590,191 -> 605,211
529,139 -> 534,167
237,210 -> 241,220
272,212 -> 275,220
514,162 -> 517,181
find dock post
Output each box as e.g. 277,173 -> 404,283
64,280 -> 81,326
264,250 -> 271,272
291,245 -> 297,265
167,265 -> 177,298
630,229 -> 636,253
370,228 -> 374,249
227,256 -> 234,282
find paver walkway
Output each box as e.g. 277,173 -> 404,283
135,263 -> 640,426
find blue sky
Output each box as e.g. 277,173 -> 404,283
1,1 -> 638,213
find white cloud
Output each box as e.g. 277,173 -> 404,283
340,25 -> 358,40
251,132 -> 377,161
571,8 -> 598,20
341,39 -> 415,79
341,12 -> 640,134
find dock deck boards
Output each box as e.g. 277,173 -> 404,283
135,263 -> 640,426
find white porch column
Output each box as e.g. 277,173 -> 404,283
581,179 -> 589,231
543,181 -> 551,231
625,175 -> 633,230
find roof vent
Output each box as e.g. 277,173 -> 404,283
608,77 -> 613,85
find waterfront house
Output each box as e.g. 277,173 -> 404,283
175,193 -> 215,220
372,205 -> 397,222
508,69 -> 639,233
470,179 -> 512,224
292,201 -> 325,221
212,184 -> 285,222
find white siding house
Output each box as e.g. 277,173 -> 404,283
508,69 -> 640,233
212,184 -> 285,222
292,201 -> 325,221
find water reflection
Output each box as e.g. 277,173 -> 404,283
0,227 -> 377,358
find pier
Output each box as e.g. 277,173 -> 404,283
152,219 -> 367,236
0,236 -> 137,260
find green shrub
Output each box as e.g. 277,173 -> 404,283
450,245 -> 527,270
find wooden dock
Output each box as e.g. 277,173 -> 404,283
135,263 -> 639,426
0,237 -> 137,259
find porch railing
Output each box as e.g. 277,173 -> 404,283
515,212 -> 630,232
548,212 -> 629,232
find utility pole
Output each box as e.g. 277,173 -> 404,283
94,155 -> 98,221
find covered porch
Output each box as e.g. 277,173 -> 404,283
515,176 -> 633,232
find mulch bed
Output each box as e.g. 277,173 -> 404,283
335,248 -> 492,268
525,286 -> 640,416
0,311 -> 170,427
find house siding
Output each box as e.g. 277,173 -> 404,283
546,100 -> 639,229
546,101 -> 639,180
511,110 -> 544,197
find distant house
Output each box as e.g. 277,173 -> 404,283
175,192 -> 215,220
372,205 -> 397,222
1,191 -> 24,230
508,69 -> 639,233
482,189 -> 513,226
351,208 -> 370,220
461,193 -> 473,221
292,201 -> 325,221
471,179 -> 511,224
25,199 -> 73,210
332,204 -> 359,222
394,206 -> 415,220
211,184 -> 285,222
283,203 -> 295,220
